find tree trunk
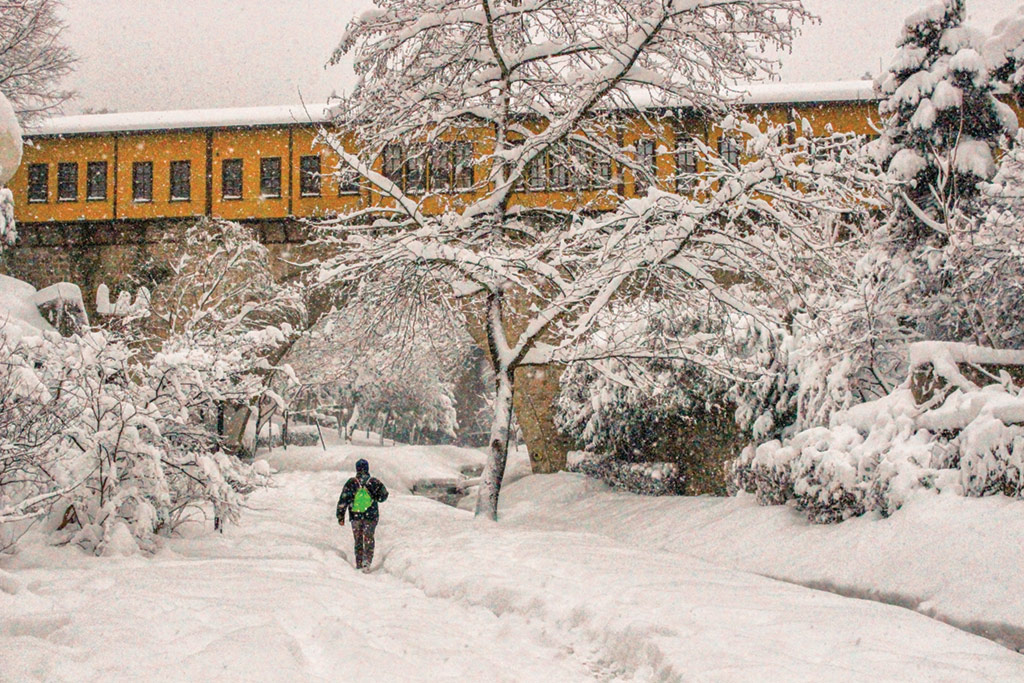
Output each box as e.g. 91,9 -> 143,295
475,365 -> 515,521
346,401 -> 360,442
221,338 -> 298,456
380,411 -> 391,445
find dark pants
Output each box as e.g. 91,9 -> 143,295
351,519 -> 377,569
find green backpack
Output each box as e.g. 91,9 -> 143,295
352,483 -> 373,514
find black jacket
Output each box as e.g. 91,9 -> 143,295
337,474 -> 388,523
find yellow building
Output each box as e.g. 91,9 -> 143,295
8,81 -> 889,227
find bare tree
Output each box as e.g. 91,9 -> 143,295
0,0 -> 75,121
315,0 -> 863,521
114,219 -> 308,453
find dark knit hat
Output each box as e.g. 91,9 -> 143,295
355,459 -> 369,474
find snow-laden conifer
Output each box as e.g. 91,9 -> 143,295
871,0 -> 1017,242
986,5 -> 1024,101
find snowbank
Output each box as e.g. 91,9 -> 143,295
2,442 -> 1023,679
0,274 -> 54,341
0,91 -> 23,185
499,472 -> 1024,653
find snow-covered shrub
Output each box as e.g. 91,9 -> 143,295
0,274 -> 268,555
554,298 -> 742,493
568,452 -> 686,496
733,240 -> 926,443
732,343 -> 1024,523
111,218 -> 308,454
739,1 -> 1024,440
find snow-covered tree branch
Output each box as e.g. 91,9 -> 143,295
0,0 -> 75,121
309,0 -> 904,521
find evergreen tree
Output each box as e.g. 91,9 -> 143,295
986,6 -> 1024,103
873,0 -> 1017,243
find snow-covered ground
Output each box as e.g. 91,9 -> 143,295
2,442 -> 1023,681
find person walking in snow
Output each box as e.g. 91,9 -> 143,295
336,459 -> 389,571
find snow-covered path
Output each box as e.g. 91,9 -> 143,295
3,444 -> 1024,681
2,468 -> 596,682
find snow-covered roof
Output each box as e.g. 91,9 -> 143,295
26,81 -> 879,137
27,102 -> 333,137
737,80 -> 878,106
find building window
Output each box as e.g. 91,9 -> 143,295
676,140 -> 697,191
382,144 -> 404,189
57,162 -> 78,202
86,161 -> 107,201
170,160 -> 191,201
260,157 -> 282,198
27,164 -> 48,203
337,167 -> 360,196
132,161 -> 153,202
222,158 -> 243,200
549,152 -> 571,190
573,143 -> 611,190
300,155 -> 321,197
405,147 -> 426,195
453,141 -> 474,190
575,142 -> 600,190
526,153 -> 546,191
718,136 -> 742,167
594,152 -> 613,188
634,138 -> 656,193
429,142 -> 453,193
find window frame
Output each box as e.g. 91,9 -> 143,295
405,146 -> 426,195
382,143 -> 404,190
337,164 -> 360,196
299,155 -> 322,197
57,162 -> 78,202
132,161 -> 154,203
717,135 -> 742,167
86,161 -> 108,201
260,157 -> 282,198
526,153 -> 547,191
221,158 -> 243,200
27,163 -> 48,203
634,138 -> 657,194
429,142 -> 453,194
594,153 -> 613,189
675,139 -> 698,192
453,141 -> 474,191
169,160 -> 191,202
580,143 -> 613,190
549,149 -> 572,191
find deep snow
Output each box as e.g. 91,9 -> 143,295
2,442 -> 1023,681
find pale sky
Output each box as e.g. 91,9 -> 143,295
59,0 -> 1015,114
